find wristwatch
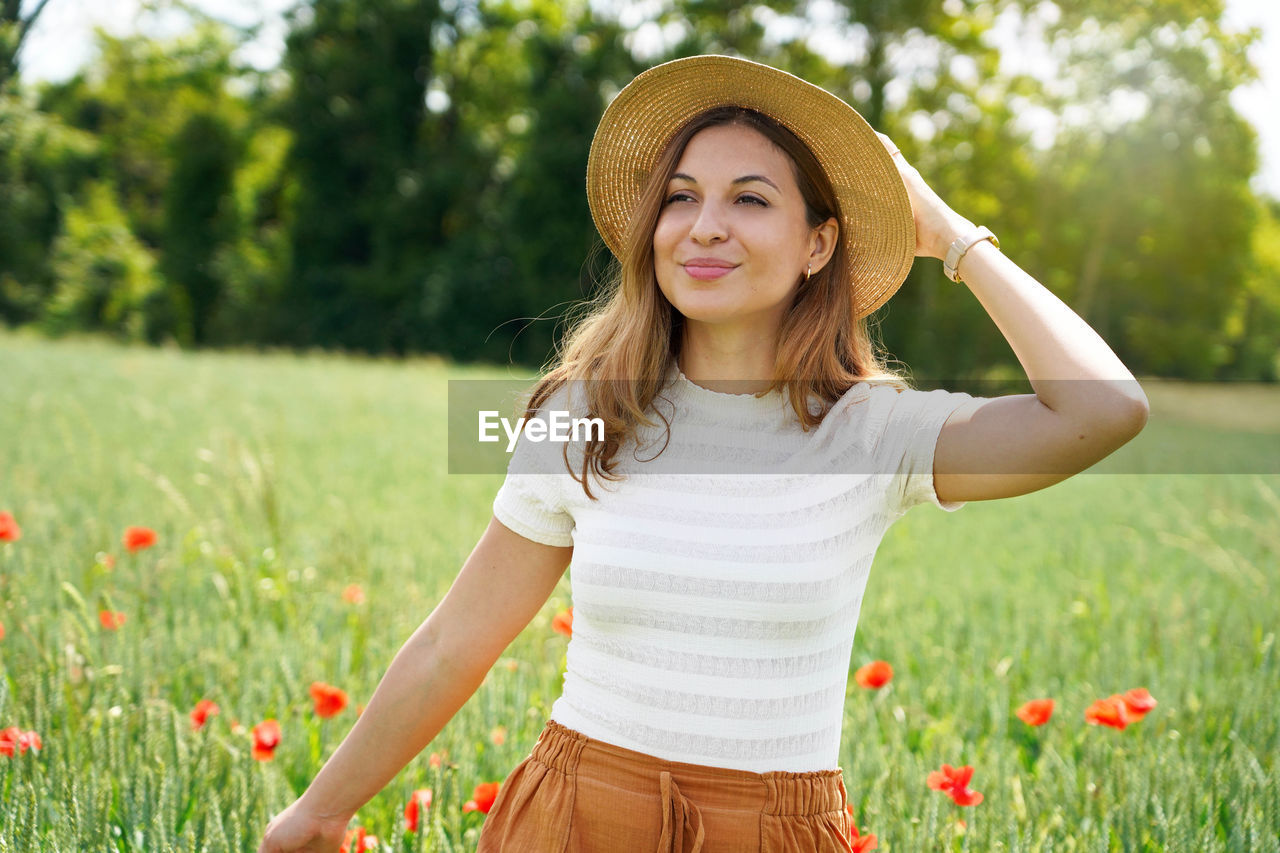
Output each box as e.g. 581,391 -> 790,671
943,226 -> 999,282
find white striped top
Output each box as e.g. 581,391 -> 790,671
492,364 -> 987,772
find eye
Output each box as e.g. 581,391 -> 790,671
664,191 -> 695,205
737,194 -> 768,206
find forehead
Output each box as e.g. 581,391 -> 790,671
673,123 -> 797,182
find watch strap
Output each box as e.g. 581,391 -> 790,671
943,226 -> 999,282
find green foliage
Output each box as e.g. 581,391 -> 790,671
423,1 -> 638,367
206,124 -> 296,347
161,112 -> 241,346
17,16 -> 258,344
43,181 -> 182,343
0,94 -> 98,324
274,0 -> 448,353
1012,0 -> 1262,380
1225,198 -> 1280,380
0,0 -> 52,92
37,21 -> 248,246
0,0 -> 1276,379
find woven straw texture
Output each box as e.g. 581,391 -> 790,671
586,55 -> 916,319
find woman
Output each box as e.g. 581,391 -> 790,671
258,55 -> 1148,852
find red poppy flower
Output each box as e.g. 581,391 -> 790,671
552,608 -> 573,637
404,787 -> 434,832
0,728 -> 18,757
462,781 -> 501,814
1121,688 -> 1157,720
0,727 -> 42,757
1015,698 -> 1054,726
428,751 -> 443,769
190,699 -> 220,730
927,764 -> 984,806
846,805 -> 878,851
251,719 -> 281,760
854,660 -> 893,689
122,526 -> 157,552
0,622 -> 5,642
339,827 -> 378,852
0,511 -> 21,542
1084,695 -> 1130,730
99,610 -> 126,631
309,682 -> 348,718
489,725 -> 507,746
342,584 -> 365,604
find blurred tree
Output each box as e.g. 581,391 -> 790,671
661,0 -> 807,61
161,111 -> 240,344
42,181 -> 178,342
206,123 -> 295,346
275,0 -> 638,364
275,0 -> 447,352
0,95 -> 98,325
1226,197 -> 1280,380
735,0 -> 1263,382
1014,0 -> 1260,379
38,21 -> 246,246
0,0 -> 51,91
446,0 -> 637,367
2,0 -> 1271,381
829,0 -> 1042,383
34,18 -> 254,342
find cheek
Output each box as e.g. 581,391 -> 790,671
777,225 -> 813,266
652,212 -> 684,255
651,218 -> 678,292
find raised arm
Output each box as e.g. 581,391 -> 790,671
878,134 -> 1149,503
258,517 -> 572,853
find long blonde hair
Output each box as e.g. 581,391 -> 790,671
525,106 -> 906,499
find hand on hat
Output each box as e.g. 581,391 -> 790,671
876,132 -> 976,262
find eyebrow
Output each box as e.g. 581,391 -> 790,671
670,172 -> 781,192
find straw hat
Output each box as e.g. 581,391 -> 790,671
586,54 -> 916,319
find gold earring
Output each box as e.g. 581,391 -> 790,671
805,263 -> 812,282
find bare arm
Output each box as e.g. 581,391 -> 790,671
258,516 -> 572,852
879,134 -> 1150,503
931,241 -> 1149,501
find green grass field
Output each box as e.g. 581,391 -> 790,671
1,330 -> 1277,851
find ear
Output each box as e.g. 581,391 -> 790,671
807,217 -> 839,275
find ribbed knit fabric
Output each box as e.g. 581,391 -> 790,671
492,365 -> 987,773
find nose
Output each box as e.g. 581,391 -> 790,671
688,200 -> 728,245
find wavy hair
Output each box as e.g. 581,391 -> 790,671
523,106 -> 906,499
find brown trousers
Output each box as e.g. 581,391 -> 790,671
476,719 -> 855,852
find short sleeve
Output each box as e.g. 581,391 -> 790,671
880,387 -> 989,516
491,394 -> 576,547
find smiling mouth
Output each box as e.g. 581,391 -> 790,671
682,262 -> 737,281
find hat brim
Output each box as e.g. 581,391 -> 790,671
586,54 -> 916,319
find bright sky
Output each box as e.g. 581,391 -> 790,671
17,0 -> 1280,198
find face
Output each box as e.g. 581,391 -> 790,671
652,123 -> 836,332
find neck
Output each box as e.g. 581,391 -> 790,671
677,321 -> 778,395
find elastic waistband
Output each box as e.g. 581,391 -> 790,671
528,719 -> 846,817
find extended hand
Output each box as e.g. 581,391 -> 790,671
876,132 -> 976,261
257,798 -> 351,853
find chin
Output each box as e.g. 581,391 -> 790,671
669,295 -> 745,324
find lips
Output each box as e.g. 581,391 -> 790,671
681,258 -> 738,280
